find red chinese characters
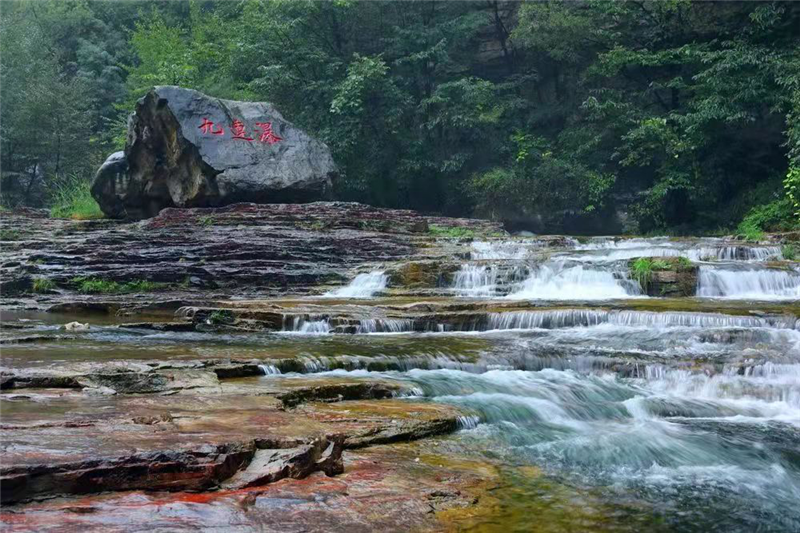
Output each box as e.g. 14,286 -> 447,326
198,118 -> 224,136
230,120 -> 254,141
255,122 -> 283,145
198,118 -> 282,145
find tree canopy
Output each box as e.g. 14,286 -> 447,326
1,0 -> 798,234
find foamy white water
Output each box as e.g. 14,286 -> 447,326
698,266 -> 800,299
505,263 -> 641,300
282,317 -> 331,334
574,237 -> 672,250
471,241 -> 529,260
453,265 -> 499,296
352,365 -> 800,529
324,270 -> 388,298
571,237 -> 782,263
686,245 -> 782,262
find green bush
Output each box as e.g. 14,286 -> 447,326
630,257 -> 692,288
736,198 -> 798,241
32,278 -> 56,293
631,258 -> 656,289
50,175 -> 104,220
208,310 -> 234,325
71,277 -> 162,294
783,244 -> 797,261
673,256 -> 694,270
785,167 -> 800,218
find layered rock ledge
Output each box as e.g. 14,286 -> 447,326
0,201 -> 501,303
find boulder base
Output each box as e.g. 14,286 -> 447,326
92,86 -> 336,219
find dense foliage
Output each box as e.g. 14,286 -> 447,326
1,0 -> 798,233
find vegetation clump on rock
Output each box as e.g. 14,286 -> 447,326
630,257 -> 698,297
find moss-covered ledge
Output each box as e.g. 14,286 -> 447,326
629,257 -> 698,297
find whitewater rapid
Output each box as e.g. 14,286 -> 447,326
453,237 -> 794,301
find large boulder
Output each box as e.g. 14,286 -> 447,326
91,86 -> 336,219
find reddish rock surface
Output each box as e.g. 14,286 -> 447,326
0,442 -> 494,532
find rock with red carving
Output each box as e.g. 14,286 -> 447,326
91,86 -> 337,219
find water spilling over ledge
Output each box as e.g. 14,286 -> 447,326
504,263 -> 641,300
698,265 -> 800,300
324,271 -> 388,298
1,206 -> 798,531
276,308 -> 800,335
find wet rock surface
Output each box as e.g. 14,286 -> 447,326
631,257 -> 699,297
0,201 -> 500,301
2,207 -> 799,531
0,371 -> 466,505
0,443 -> 495,533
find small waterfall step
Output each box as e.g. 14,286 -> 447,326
504,262 -> 642,300
324,271 -> 388,298
698,266 -> 800,299
452,264 -> 529,297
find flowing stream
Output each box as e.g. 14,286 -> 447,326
4,234 -> 798,531
698,265 -> 800,299
281,362 -> 799,530
453,237 -> 793,300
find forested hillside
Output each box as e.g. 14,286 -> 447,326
1,0 -> 798,234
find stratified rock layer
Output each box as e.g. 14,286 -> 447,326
0,201 -> 502,302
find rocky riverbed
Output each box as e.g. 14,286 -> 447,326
2,202 -> 799,531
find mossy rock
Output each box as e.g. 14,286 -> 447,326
629,257 -> 698,297
386,261 -> 459,289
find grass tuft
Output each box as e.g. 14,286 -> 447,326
429,224 -> 477,239
50,175 -> 104,220
71,277 -> 163,294
631,258 -> 656,289
0,229 -> 22,241
208,310 -> 234,325
32,278 -> 56,293
630,257 -> 693,289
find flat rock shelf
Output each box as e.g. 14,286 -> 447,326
1,203 -> 799,532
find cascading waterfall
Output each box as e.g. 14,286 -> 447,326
686,245 -> 782,262
453,265 -> 500,296
10,210 -> 800,533
574,237 -> 672,250
572,247 -> 682,262
378,365 -> 800,529
697,266 -> 800,299
571,237 -> 782,263
450,237 -> 791,302
452,264 -> 530,297
279,308 -> 798,336
284,316 -> 332,334
281,316 -> 418,334
355,318 -> 415,333
632,363 -> 800,413
743,361 -> 800,377
486,309 -> 798,330
258,364 -> 281,375
232,233 -> 798,528
505,262 -> 641,300
471,241 -> 529,260
324,270 -> 388,298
